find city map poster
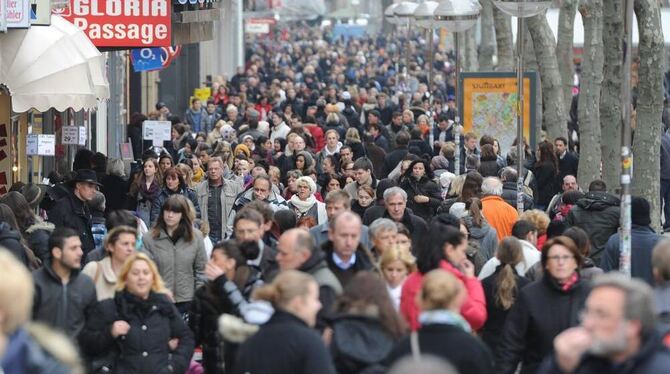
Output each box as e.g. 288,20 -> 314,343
459,72 -> 538,153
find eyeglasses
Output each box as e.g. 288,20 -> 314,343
547,255 -> 575,263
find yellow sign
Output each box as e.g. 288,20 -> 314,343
193,87 -> 212,103
460,73 -> 536,152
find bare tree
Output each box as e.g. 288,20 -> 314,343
632,0 -> 665,228
478,0 -> 495,71
493,7 -> 514,70
527,12 -> 567,142
462,27 -> 479,72
576,0 -> 604,191
556,0 -> 578,115
600,0 -> 625,190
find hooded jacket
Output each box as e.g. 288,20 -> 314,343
462,215 -> 499,261
567,191 -> 620,262
0,222 -> 27,266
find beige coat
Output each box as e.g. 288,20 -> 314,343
82,256 -> 118,301
195,176 -> 244,239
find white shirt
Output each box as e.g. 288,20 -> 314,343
478,240 -> 541,279
332,252 -> 357,270
387,283 -> 403,311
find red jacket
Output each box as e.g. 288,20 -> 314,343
304,124 -> 325,152
400,260 -> 487,331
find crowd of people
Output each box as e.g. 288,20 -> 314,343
2,25 -> 670,374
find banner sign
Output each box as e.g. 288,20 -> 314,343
27,134 -> 55,156
142,120 -> 171,146
130,47 -> 163,72
7,0 -> 31,28
54,0 -> 171,47
459,72 -> 538,153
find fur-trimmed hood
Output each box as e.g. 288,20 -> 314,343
25,219 -> 55,234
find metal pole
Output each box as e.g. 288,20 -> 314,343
619,0 -> 634,275
516,17 -> 526,214
454,31 -> 461,175
428,27 -> 435,148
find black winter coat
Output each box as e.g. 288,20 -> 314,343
479,159 -> 501,178
399,176 -> 442,222
0,222 -> 27,266
382,147 -> 409,178
363,207 -> 428,250
533,162 -> 559,206
495,274 -> 589,374
388,323 -> 494,374
234,310 -> 337,374
100,174 -> 129,214
567,191 -> 621,263
480,266 -> 531,353
330,315 -> 396,374
47,189 -> 95,255
79,291 -> 194,374
149,186 -> 200,225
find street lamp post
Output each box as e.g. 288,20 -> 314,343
619,0 -> 634,275
491,0 -> 553,213
394,2 -> 420,80
384,3 -> 401,74
414,1 -> 440,148
433,0 -> 481,176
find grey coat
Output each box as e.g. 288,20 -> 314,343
143,229 -> 208,303
195,177 -> 244,240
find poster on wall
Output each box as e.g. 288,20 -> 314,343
7,0 -> 32,28
53,0 -> 172,47
459,72 -> 538,154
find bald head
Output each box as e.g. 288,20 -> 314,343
276,228 -> 315,270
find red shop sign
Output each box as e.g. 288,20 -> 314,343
54,0 -> 171,48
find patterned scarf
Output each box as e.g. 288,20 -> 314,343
418,310 -> 471,333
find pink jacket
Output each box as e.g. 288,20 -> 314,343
400,260 -> 487,331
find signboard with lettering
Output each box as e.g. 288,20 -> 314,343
130,47 -> 163,72
54,0 -> 171,47
27,134 -> 55,156
62,126 -> 79,144
142,120 -> 171,146
7,0 -> 31,28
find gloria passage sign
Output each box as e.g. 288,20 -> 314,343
55,0 -> 171,47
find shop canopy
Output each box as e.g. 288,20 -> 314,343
0,15 -> 109,113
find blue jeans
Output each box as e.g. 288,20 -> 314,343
662,179 -> 670,229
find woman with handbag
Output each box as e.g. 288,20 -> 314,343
78,253 -> 194,373
388,269 -> 494,373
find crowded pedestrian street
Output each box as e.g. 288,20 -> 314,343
2,0 -> 670,373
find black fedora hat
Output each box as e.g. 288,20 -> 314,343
70,169 -> 102,187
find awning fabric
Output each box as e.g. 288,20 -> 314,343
0,15 -> 109,112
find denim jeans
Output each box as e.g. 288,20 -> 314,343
661,179 -> 670,230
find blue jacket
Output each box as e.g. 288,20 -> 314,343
600,225 -> 661,286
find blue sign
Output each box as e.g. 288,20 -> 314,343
131,48 -> 164,73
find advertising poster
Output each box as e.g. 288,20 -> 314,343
459,72 -> 538,153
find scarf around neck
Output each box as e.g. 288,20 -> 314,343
289,194 -> 317,213
419,309 -> 472,333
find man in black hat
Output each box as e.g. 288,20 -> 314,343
47,169 -> 100,258
600,196 -> 662,286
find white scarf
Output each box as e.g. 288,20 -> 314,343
289,194 -> 317,213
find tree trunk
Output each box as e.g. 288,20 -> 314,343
522,25 -> 543,144
478,0 -> 495,71
600,0 -> 625,191
576,0 -> 604,191
462,27 -> 479,72
556,0 -> 577,116
493,7 -> 514,71
632,0 -> 665,229
527,12 -> 567,143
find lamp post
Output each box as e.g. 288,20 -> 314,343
619,0 -> 634,275
414,1 -> 440,148
384,3 -> 401,74
394,2 -> 419,80
491,0 -> 553,213
433,0 -> 481,176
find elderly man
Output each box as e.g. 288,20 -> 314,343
195,157 -> 243,243
276,228 -> 342,328
363,187 -> 428,248
546,175 -> 579,218
309,190 -> 371,249
368,218 -> 398,260
481,177 -> 519,241
226,175 -> 288,238
322,211 -> 375,288
541,273 -> 670,373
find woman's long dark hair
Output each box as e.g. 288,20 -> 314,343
336,272 -> 407,339
459,171 -> 483,202
152,195 -> 194,241
403,159 -> 434,181
535,140 -> 559,173
0,191 -> 36,233
416,224 -> 465,274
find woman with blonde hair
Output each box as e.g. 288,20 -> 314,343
345,127 -> 366,160
380,246 -> 416,311
519,209 -> 551,249
212,141 -> 234,171
234,270 -> 336,374
82,225 -> 138,301
206,119 -> 226,145
79,253 -> 194,374
389,269 -> 494,373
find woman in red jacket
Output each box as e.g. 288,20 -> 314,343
400,219 -> 487,331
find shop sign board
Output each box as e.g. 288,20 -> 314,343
7,0 -> 31,28
30,0 -> 52,25
245,18 -> 274,34
62,126 -> 87,145
78,125 -> 87,145
130,47 -> 163,72
142,120 -> 171,146
54,0 -> 172,47
27,134 -> 55,156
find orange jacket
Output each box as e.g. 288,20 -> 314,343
481,195 -> 519,241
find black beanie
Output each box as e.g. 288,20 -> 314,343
631,196 -> 651,226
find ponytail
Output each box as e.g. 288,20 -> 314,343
494,237 -> 524,310
466,198 -> 483,227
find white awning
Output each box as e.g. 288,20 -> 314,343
0,15 -> 109,113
